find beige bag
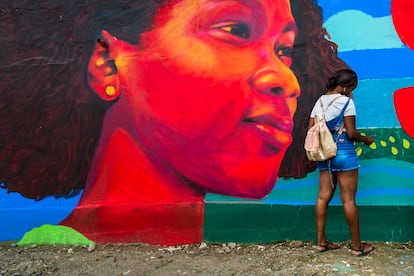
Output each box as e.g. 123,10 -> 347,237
304,114 -> 337,161
304,96 -> 343,161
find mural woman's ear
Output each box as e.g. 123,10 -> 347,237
87,31 -> 123,101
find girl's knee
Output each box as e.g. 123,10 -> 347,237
340,197 -> 356,206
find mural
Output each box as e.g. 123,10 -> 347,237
1,0 -> 413,245
392,0 -> 414,139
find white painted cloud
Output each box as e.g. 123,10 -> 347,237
323,10 -> 404,52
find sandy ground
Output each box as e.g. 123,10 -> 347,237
1,240 -> 413,275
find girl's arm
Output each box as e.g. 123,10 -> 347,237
343,116 -> 374,145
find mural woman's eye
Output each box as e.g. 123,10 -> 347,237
220,23 -> 250,39
275,46 -> 293,66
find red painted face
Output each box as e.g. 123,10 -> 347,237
113,0 -> 300,198
392,0 -> 414,49
392,0 -> 414,138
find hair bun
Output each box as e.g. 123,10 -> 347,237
325,77 -> 338,90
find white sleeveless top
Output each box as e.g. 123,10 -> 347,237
310,94 -> 356,122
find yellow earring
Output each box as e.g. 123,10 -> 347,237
105,85 -> 117,97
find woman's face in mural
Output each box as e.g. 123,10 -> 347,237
105,0 -> 300,198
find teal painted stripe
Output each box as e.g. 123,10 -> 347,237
338,49 -> 414,79
354,77 -> 414,128
203,203 -> 414,243
206,159 -> 414,206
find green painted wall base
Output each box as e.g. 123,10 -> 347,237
203,203 -> 414,243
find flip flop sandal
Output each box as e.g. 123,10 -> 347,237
351,243 -> 375,257
316,241 -> 340,252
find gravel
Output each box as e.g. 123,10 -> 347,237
1,241 -> 413,275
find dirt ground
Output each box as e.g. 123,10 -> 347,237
1,240 -> 413,276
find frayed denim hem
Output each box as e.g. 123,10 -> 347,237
319,164 -> 360,172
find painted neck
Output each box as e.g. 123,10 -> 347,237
60,126 -> 205,245
82,127 -> 204,203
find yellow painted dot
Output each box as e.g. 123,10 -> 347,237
360,132 -> 366,136
391,146 -> 398,155
389,136 -> 396,143
403,139 -> 410,149
380,141 -> 387,147
369,142 -> 377,150
356,147 -> 363,156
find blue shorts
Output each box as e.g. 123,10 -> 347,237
317,132 -> 360,172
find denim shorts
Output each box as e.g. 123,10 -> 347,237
317,132 -> 360,172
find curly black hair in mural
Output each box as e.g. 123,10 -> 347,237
0,0 -> 347,200
279,0 -> 348,178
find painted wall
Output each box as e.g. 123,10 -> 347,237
1,0 -> 413,245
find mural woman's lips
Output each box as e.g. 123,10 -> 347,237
244,113 -> 293,151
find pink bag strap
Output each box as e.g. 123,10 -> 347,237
319,95 -> 344,114
319,95 -> 348,134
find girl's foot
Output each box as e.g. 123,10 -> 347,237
351,243 -> 375,257
316,241 -> 341,252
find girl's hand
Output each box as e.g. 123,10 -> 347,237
364,136 -> 374,145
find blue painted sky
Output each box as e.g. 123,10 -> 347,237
318,0 -> 404,54
316,0 -> 414,121
324,10 -> 403,51
318,0 -> 391,19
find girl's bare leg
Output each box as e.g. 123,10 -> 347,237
337,169 -> 374,255
315,170 -> 336,249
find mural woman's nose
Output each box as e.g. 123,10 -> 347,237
250,68 -> 297,98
